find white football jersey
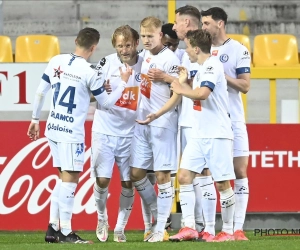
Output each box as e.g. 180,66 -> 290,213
43,53 -> 106,143
92,53 -> 143,137
174,48 -> 185,64
137,47 -> 179,133
192,56 -> 233,139
178,52 -> 200,128
211,39 -> 251,122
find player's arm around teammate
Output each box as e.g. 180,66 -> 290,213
91,25 -> 143,243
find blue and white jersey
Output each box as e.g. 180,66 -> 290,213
211,39 -> 251,122
41,53 -> 106,143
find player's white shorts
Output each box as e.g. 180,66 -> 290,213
180,138 -> 236,182
47,139 -> 85,172
130,124 -> 177,172
232,121 -> 249,157
90,132 -> 131,181
172,126 -> 192,175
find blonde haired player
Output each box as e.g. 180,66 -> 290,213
91,25 -> 143,243
130,16 -> 180,242
27,27 -> 127,244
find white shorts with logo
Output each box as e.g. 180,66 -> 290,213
232,121 -> 249,157
180,138 -> 236,182
90,132 -> 131,181
47,139 -> 85,172
130,124 -> 177,172
172,126 -> 192,175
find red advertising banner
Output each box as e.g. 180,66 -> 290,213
0,122 -> 143,230
0,122 -> 299,230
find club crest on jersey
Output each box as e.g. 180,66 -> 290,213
168,65 -> 178,74
219,54 -> 229,63
53,66 -> 63,79
212,50 -> 218,56
135,73 -> 142,82
150,63 -> 156,69
75,143 -> 84,157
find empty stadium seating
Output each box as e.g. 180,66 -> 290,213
0,36 -> 13,62
253,34 -> 300,67
15,35 -> 60,62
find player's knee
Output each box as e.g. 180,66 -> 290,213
96,177 -> 110,188
177,170 -> 193,185
130,167 -> 144,182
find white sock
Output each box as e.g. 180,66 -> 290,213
179,184 -> 195,229
156,182 -> 172,233
59,182 -> 77,236
234,178 -> 249,231
49,179 -> 62,231
94,183 -> 108,222
193,177 -> 203,225
220,187 -> 235,235
199,176 -> 216,235
133,176 -> 157,226
114,187 -> 135,232
169,176 -> 176,215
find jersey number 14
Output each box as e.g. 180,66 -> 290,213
52,82 -> 77,114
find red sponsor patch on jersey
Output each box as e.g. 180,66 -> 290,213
146,57 -> 151,63
115,86 -> 139,111
140,74 -> 152,99
211,50 -> 218,56
193,100 -> 202,111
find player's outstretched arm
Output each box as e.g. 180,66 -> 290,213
136,93 -> 181,125
171,80 -> 211,100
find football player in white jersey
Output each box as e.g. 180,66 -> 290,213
129,16 -> 180,242
27,27 -> 129,244
137,29 -> 236,242
91,25 -> 143,243
201,7 -> 251,241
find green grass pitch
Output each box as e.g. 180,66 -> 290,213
1,230 -> 300,250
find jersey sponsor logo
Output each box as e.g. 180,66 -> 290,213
206,66 -> 213,71
115,86 -> 139,111
168,65 -> 178,74
51,111 -> 74,123
193,100 -> 202,111
140,74 -> 152,98
243,51 -> 249,56
47,123 -> 73,134
63,72 -> 81,80
212,50 -> 218,56
53,66 -> 63,79
146,57 -> 151,63
219,54 -> 229,63
75,143 -> 84,157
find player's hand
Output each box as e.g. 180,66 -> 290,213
27,122 -> 40,141
136,113 -> 157,125
170,79 -> 183,95
104,79 -> 112,94
147,68 -> 165,82
177,66 -> 188,84
119,63 -> 132,83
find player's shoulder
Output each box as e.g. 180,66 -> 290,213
228,39 -> 249,53
95,54 -> 115,71
205,56 -> 224,73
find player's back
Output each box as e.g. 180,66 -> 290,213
192,56 -> 232,139
45,53 -> 98,143
211,39 -> 251,122
138,47 -> 179,132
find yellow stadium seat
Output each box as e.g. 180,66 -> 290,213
227,34 -> 251,53
15,35 -> 60,62
253,34 -> 300,67
0,36 -> 13,62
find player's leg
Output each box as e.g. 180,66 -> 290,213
45,139 -> 61,243
57,142 -> 92,243
114,137 -> 135,242
90,132 -> 115,242
140,170 -> 156,238
147,127 -> 177,243
205,139 -> 236,242
232,121 -> 249,240
130,124 -> 157,240
169,138 -> 203,242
